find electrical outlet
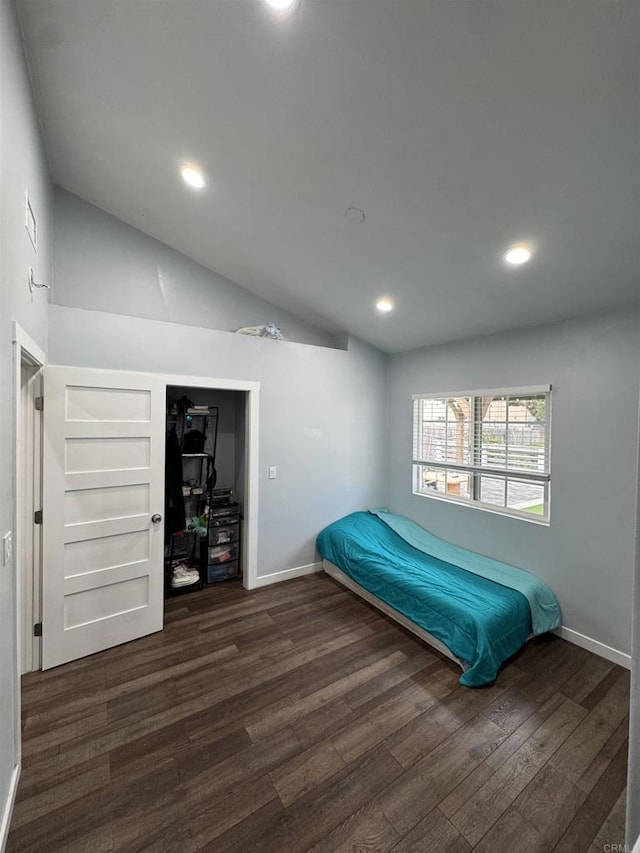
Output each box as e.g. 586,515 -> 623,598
2,531 -> 12,567
269,466 -> 277,479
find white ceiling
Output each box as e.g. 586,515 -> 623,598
17,0 -> 639,353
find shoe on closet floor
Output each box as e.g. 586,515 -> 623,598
171,564 -> 200,588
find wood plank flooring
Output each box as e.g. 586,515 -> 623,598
8,573 -> 630,853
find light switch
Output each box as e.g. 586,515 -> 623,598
269,466 -> 277,479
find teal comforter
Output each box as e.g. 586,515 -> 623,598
316,511 -> 562,687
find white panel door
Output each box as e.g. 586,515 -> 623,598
42,366 -> 165,669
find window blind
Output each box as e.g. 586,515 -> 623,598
412,386 -> 551,521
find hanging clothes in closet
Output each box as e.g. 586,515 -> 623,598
164,426 -> 186,543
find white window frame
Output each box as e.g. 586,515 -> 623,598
412,384 -> 551,524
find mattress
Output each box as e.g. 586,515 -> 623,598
316,511 -> 561,687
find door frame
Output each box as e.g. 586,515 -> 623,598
162,372 -> 260,590
19,357 -> 43,674
12,323 -> 46,762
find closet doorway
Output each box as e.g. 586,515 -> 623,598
161,373 -> 260,596
165,384 -> 249,597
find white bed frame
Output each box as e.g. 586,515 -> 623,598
322,559 -> 469,673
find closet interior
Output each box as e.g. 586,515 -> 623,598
164,385 -> 246,596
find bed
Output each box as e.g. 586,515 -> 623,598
316,509 -> 562,687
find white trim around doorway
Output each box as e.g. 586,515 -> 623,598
133,370 -> 261,591
11,323 -> 46,792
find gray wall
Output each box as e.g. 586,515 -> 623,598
48,305 -> 388,577
0,0 -> 52,828
53,188 -> 339,349
387,308 -> 640,656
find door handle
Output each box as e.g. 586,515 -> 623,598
151,513 -> 162,524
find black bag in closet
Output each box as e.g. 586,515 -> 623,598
182,429 -> 205,454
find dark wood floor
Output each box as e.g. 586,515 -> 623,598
8,573 -> 630,853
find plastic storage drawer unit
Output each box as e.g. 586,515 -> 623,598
208,543 -> 239,564
209,522 -> 239,546
207,561 -> 239,583
209,504 -> 240,526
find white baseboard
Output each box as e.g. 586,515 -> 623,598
251,562 -> 323,589
554,625 -> 631,670
0,764 -> 20,853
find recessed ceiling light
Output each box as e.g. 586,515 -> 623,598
264,0 -> 299,12
504,245 -> 532,265
180,164 -> 206,189
376,298 -> 394,313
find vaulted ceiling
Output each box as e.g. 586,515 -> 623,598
17,0 -> 639,352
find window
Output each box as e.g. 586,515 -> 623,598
412,386 -> 551,522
